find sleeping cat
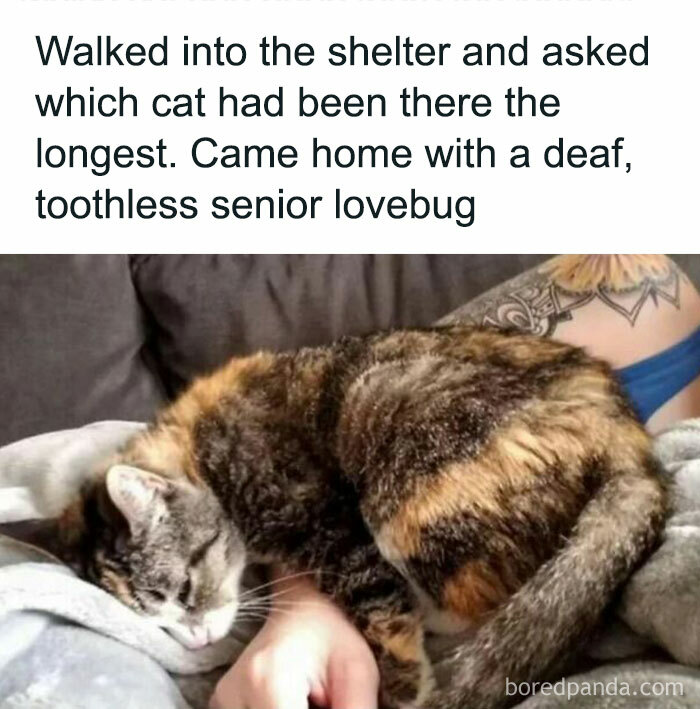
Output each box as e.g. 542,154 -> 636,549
58,325 -> 666,709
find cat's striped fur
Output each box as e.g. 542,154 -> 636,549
61,324 -> 667,708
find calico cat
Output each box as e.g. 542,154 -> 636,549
58,324 -> 666,709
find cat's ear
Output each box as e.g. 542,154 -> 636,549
105,465 -> 170,533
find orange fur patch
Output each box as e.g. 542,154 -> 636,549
119,352 -> 277,483
99,564 -> 136,606
365,612 -> 423,665
375,367 -> 632,561
442,560 -> 512,620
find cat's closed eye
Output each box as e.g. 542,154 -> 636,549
145,589 -> 166,602
178,577 -> 192,607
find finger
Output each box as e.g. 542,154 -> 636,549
209,672 -> 245,709
209,689 -> 240,709
329,658 -> 380,709
208,694 -> 226,709
309,682 -> 331,708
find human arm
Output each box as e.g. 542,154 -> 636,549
209,572 -> 380,709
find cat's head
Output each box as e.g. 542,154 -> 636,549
62,465 -> 245,649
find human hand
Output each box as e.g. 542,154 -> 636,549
209,574 -> 380,709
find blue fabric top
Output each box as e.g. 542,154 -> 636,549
616,325 -> 700,423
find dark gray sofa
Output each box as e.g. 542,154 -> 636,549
2,255 -> 698,446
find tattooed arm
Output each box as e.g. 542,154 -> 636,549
441,255 -> 700,431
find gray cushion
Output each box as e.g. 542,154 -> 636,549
674,255 -> 700,289
5,255 -> 694,442
0,256 -> 165,446
132,255 -> 548,392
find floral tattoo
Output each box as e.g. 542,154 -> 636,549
442,255 -> 684,337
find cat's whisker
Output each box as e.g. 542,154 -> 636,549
239,591 -> 323,608
238,569 -> 352,601
256,607 -> 302,619
240,586 -> 302,603
238,589 -> 308,607
240,599 -> 326,610
238,571 -> 319,599
235,606 -> 307,621
235,615 -> 267,623
236,611 -> 267,619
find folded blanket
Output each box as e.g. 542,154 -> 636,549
3,420 -> 700,708
619,420 -> 700,667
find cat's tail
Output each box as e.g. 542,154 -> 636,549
427,457 -> 667,709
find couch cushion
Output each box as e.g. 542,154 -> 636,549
675,255 -> 700,289
132,255 -> 548,393
0,256 -> 165,445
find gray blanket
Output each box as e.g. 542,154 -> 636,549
2,421 -> 700,708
